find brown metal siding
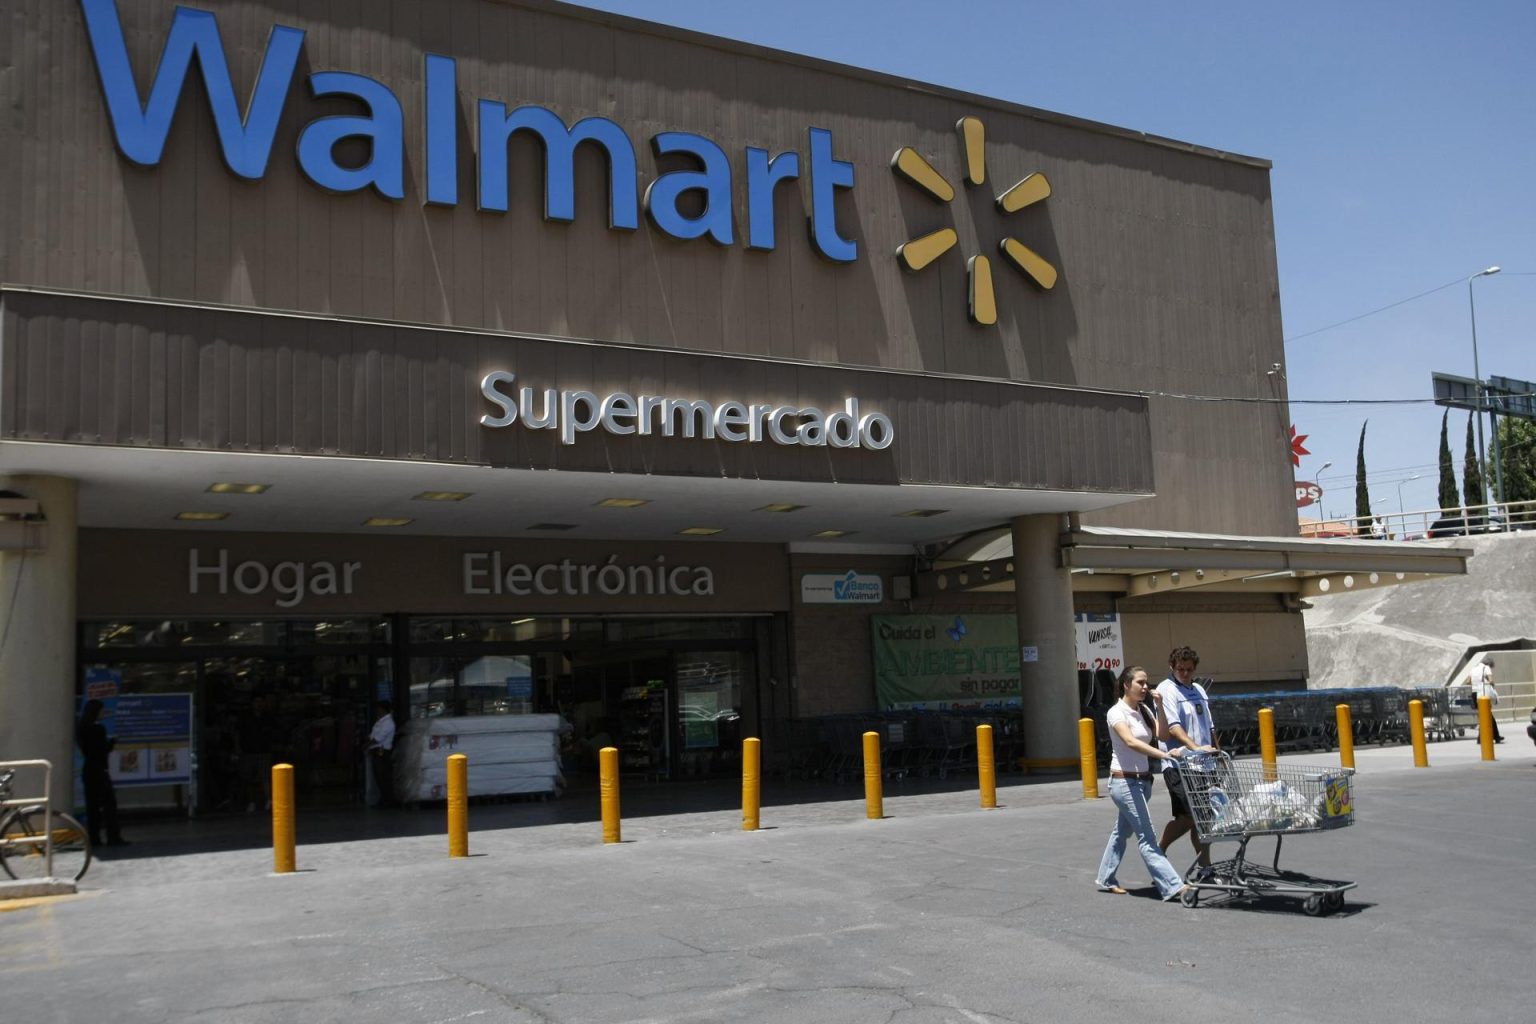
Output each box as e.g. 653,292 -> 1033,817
2,291 -> 1152,494
1,0 -> 1283,528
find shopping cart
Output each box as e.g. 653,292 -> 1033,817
1173,751 -> 1357,915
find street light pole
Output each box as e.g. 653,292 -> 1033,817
1468,266 -> 1501,506
1396,473 -> 1422,514
1315,462 -> 1333,526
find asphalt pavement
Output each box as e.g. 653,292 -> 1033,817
5,737 -> 1533,1024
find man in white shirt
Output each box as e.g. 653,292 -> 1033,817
1155,646 -> 1217,874
1471,658 -> 1502,744
368,700 -> 398,806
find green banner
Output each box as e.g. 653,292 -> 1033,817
872,615 -> 1021,710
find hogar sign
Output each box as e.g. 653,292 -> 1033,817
79,0 -> 860,263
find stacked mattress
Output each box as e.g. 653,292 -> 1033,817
395,714 -> 565,801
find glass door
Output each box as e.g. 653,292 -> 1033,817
674,651 -> 747,778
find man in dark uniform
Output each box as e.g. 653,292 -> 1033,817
76,699 -> 127,846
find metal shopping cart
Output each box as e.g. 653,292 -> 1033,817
1174,751 -> 1357,915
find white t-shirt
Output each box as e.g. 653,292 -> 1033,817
370,713 -> 396,751
1471,663 -> 1497,703
1106,701 -> 1157,774
1156,677 -> 1213,752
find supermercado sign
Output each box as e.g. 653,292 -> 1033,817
479,372 -> 895,449
80,0 -> 858,262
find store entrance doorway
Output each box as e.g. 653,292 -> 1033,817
201,655 -> 383,812
563,649 -> 747,780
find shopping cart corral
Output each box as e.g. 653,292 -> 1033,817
1174,751 -> 1357,915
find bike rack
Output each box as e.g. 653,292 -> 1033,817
0,759 -> 56,879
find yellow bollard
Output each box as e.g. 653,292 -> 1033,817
1258,707 -> 1277,781
447,753 -> 469,857
977,724 -> 997,809
600,746 -> 621,843
863,731 -> 883,820
1477,696 -> 1496,761
271,763 -> 295,874
1409,699 -> 1429,767
742,737 -> 761,831
1078,718 -> 1099,800
1336,704 -> 1355,770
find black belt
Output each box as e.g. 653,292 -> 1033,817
1111,770 -> 1152,780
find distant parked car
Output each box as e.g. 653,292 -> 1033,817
1428,510 -> 1506,537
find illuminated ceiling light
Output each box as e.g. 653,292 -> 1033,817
678,527 -> 724,536
756,503 -> 806,513
596,497 -> 650,509
205,482 -> 269,494
363,517 -> 413,527
175,511 -> 229,521
413,491 -> 472,502
811,529 -> 855,538
897,509 -> 949,518
892,118 -> 1059,325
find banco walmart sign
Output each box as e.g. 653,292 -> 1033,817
79,0 -> 858,262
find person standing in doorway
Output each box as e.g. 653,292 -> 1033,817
368,700 -> 397,807
76,699 -> 127,846
1471,658 -> 1503,744
1155,646 -> 1218,876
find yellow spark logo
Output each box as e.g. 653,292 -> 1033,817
892,117 -> 1058,325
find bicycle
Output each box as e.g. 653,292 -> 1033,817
0,768 -> 92,882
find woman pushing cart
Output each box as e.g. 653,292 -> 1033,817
1173,750 -> 1357,915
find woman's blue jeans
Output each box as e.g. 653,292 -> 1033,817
1096,776 -> 1185,899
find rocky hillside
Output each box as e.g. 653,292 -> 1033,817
1302,531 -> 1535,688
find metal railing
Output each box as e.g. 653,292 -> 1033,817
1308,497 -> 1536,542
0,759 -> 56,878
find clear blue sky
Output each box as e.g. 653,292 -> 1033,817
570,0 -> 1535,522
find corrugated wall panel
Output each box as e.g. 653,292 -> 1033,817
0,291 -> 1152,495
3,0 -> 1277,523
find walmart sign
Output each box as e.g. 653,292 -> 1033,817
79,0 -> 859,262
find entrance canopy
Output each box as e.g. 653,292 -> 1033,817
920,524 -> 1473,599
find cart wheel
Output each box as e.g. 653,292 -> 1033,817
1324,892 -> 1345,913
1179,887 -> 1199,908
1303,894 -> 1324,916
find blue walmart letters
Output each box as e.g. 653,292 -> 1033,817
79,0 -> 858,261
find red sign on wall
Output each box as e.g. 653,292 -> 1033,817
1289,425 -> 1310,467
1295,481 -> 1322,508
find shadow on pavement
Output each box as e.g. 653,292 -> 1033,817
98,768 -> 1074,859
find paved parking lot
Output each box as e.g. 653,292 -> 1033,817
6,739 -> 1532,1023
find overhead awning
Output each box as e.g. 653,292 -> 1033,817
918,524 -> 1473,600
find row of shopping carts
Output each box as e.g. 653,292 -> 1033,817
1079,685 -> 1466,762
768,711 -> 1025,783
1206,686 -> 1467,754
776,686 -> 1467,783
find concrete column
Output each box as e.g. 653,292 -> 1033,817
1010,513 -> 1078,762
0,475 -> 78,809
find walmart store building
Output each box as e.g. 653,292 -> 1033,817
1,0 -> 1465,809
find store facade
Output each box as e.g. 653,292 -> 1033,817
3,0 -> 1327,810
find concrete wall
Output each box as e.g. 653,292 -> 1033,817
1304,534 -> 1536,714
